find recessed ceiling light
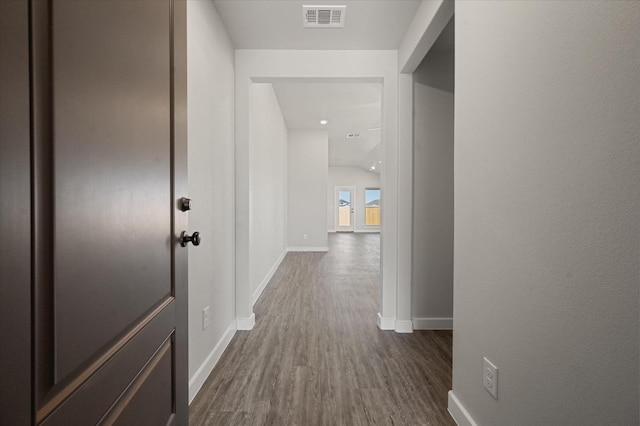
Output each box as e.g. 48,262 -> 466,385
320,119 -> 328,125
371,165 -> 376,170
378,160 -> 382,164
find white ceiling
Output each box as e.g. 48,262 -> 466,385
213,0 -> 419,173
272,82 -> 382,171
213,0 -> 421,50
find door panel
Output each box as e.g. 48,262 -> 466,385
41,301 -> 175,426
109,339 -> 174,425
25,0 -> 189,424
52,0 -> 172,383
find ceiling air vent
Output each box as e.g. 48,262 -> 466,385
346,133 -> 361,139
303,5 -> 346,28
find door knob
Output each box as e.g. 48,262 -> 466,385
180,231 -> 201,247
179,197 -> 192,212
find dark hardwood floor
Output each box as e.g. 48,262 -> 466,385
190,233 -> 454,425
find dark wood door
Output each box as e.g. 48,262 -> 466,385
0,1 -> 188,424
0,1 -> 32,424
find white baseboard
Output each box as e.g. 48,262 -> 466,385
413,317 -> 454,330
287,246 -> 329,252
394,319 -> 413,333
448,391 -> 477,426
252,249 -> 287,305
377,313 -> 395,330
236,313 -> 255,330
377,314 -> 415,333
328,230 -> 380,234
188,321 -> 237,404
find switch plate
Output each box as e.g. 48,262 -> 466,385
303,234 -> 308,240
202,306 -> 210,330
483,357 -> 498,399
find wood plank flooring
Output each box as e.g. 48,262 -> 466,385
190,233 -> 454,426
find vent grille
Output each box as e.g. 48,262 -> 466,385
346,133 -> 361,139
303,5 -> 346,28
331,9 -> 342,24
306,9 -> 317,23
317,9 -> 331,24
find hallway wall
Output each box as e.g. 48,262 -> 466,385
411,20 -> 454,328
186,0 -> 236,401
327,166 -> 381,233
287,130 -> 329,250
451,2 -> 640,425
249,83 -> 288,301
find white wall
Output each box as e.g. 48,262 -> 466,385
186,0 -> 236,402
411,28 -> 454,328
288,130 -> 328,250
249,83 -> 288,303
450,2 -> 640,425
327,166 -> 380,233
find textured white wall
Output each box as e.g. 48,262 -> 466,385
451,2 -> 640,425
327,166 -> 381,233
287,130 -> 328,249
411,43 -> 454,323
249,83 -> 288,295
186,0 -> 235,394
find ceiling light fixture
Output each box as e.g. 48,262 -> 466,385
320,119 -> 328,125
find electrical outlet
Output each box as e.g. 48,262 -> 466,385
303,234 -> 308,240
483,357 -> 498,399
202,306 -> 210,330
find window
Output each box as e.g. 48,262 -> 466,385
364,188 -> 380,226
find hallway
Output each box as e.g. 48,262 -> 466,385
190,233 -> 453,425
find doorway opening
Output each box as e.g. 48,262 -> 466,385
246,79 -> 383,311
336,186 -> 355,232
235,50 -> 400,331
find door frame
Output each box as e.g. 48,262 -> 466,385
235,53 -> 398,332
172,1 -> 189,422
335,186 -> 355,232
